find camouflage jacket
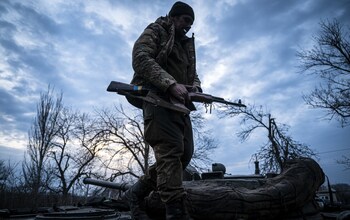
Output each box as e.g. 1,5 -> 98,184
131,16 -> 201,93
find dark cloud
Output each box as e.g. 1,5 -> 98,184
0,2 -> 59,80
0,88 -> 34,132
0,2 -> 7,13
0,0 -> 349,183
0,1 -> 133,135
0,20 -> 16,38
0,145 -> 25,163
11,1 -> 60,35
216,0 -> 350,43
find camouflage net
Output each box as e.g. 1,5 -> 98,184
184,158 -> 325,220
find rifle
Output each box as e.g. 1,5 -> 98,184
107,81 -> 246,114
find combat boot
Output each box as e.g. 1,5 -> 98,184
165,198 -> 190,220
123,179 -> 153,220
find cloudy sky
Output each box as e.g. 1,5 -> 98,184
1,0 -> 350,184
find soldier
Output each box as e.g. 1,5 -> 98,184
124,1 -> 201,220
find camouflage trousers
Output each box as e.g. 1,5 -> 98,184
140,101 -> 194,203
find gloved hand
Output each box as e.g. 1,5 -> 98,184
168,83 -> 189,104
186,85 -> 202,93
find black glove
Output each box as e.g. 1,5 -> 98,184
168,83 -> 189,104
188,86 -> 202,93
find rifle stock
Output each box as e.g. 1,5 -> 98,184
107,81 -> 146,94
107,81 -> 246,113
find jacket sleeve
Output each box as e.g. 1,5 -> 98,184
132,23 -> 176,92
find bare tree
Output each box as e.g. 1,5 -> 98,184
297,19 -> 350,127
94,105 -> 218,181
95,106 -> 149,181
0,160 -> 10,191
0,160 -> 23,208
190,110 -> 218,172
0,160 -> 18,191
337,156 -> 350,170
220,105 -> 317,173
22,86 -> 63,199
48,109 -> 104,203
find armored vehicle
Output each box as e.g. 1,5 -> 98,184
83,158 -> 350,220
